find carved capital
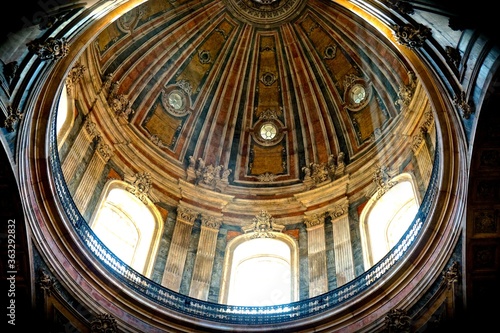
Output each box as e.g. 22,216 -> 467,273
177,206 -> 198,224
328,203 -> 349,220
200,214 -> 223,230
304,213 -> 325,228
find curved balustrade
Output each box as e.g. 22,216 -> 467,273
49,115 -> 440,324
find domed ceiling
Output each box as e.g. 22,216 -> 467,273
76,0 -> 415,202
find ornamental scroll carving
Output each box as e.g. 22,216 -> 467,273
242,210 -> 285,238
27,37 -> 69,60
392,23 -> 431,49
105,80 -> 134,119
126,172 -> 153,204
385,308 -> 411,333
65,62 -> 86,96
373,165 -> 398,199
90,313 -> 118,333
187,156 -> 231,192
302,152 -> 345,189
442,261 -> 460,289
453,90 -> 474,119
3,105 -> 23,132
38,269 -> 57,296
395,71 -> 417,111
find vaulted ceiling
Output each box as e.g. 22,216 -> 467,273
79,0 -> 414,199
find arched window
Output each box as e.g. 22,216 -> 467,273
89,180 -> 163,277
220,233 -> 299,306
360,173 -> 420,269
56,84 -> 75,148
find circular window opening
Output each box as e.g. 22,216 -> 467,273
260,122 -> 277,140
350,83 -> 366,104
167,91 -> 185,110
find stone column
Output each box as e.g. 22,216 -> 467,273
412,133 -> 433,183
304,213 -> 328,297
161,206 -> 197,291
189,214 -> 223,300
329,200 -> 355,286
72,139 -> 112,214
62,118 -> 99,182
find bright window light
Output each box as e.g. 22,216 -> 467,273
227,238 -> 291,306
